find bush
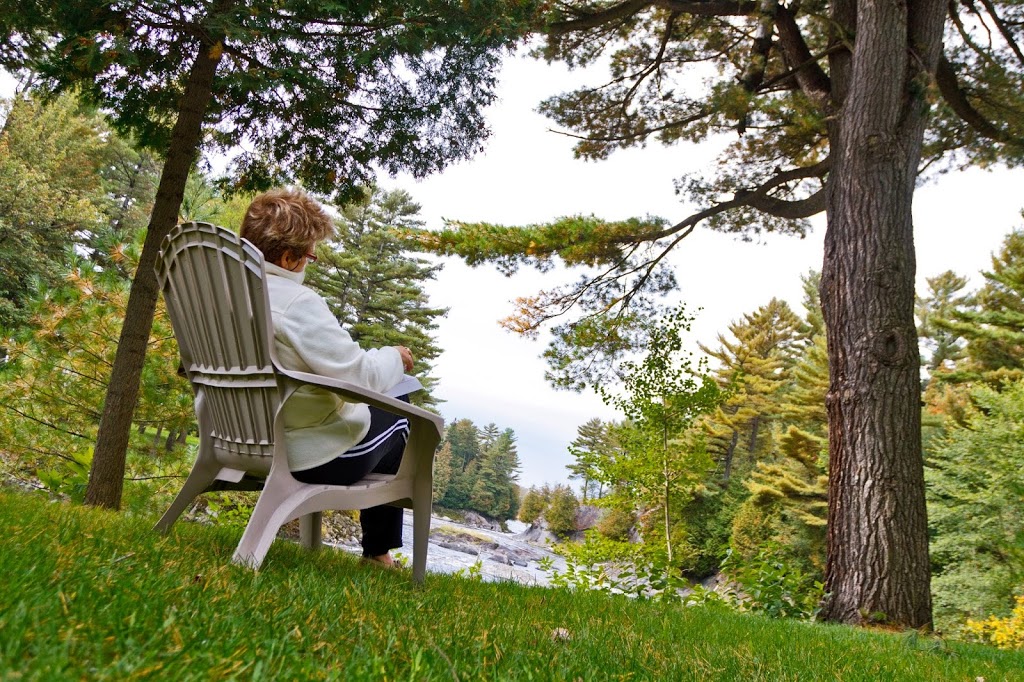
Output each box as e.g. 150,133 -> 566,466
596,507 -> 634,541
966,594 -> 1024,650
545,485 -> 579,537
722,546 -> 824,620
518,486 -> 549,524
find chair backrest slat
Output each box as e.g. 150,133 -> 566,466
157,222 -> 280,460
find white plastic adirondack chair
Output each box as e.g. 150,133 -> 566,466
153,221 -> 442,581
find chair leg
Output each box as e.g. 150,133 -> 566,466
154,458 -> 220,534
232,473 -> 302,570
412,477 -> 433,583
300,511 -> 322,550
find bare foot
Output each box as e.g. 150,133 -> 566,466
362,553 -> 397,568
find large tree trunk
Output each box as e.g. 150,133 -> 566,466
84,39 -> 222,509
818,0 -> 945,627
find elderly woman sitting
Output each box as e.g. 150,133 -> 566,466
240,188 -> 416,567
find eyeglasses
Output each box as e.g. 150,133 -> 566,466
305,252 -> 317,263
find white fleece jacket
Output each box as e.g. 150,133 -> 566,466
264,262 -> 404,472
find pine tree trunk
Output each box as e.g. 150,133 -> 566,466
746,414 -> 761,459
84,39 -> 223,510
151,426 -> 163,453
723,429 -> 738,482
818,0 -> 944,628
165,428 -> 178,452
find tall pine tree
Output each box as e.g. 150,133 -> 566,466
700,299 -> 807,482
567,418 -> 613,501
305,187 -> 446,406
935,230 -> 1024,386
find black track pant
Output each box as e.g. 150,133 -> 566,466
292,399 -> 410,557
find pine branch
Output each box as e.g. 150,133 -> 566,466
657,157 -> 830,239
0,404 -> 92,441
935,55 -> 1022,145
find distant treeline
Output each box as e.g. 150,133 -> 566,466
432,419 -> 521,522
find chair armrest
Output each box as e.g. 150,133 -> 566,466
274,365 -> 443,436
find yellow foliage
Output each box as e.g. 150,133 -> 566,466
966,594 -> 1024,649
498,294 -> 547,337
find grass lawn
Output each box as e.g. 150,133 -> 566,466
1,489 -> 1021,681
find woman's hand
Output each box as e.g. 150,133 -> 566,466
396,346 -> 414,372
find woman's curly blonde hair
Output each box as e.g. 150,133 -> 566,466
240,188 -> 335,264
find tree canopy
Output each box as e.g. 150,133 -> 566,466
0,0 -> 537,509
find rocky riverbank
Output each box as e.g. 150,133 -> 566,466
278,509 -> 567,585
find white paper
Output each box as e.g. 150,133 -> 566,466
385,374 -> 423,398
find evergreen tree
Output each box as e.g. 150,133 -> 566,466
917,271 -> 972,377
467,428 -> 521,520
479,423 -> 501,451
178,172 -> 224,224
305,187 -> 446,406
432,441 -> 453,504
917,270 -> 975,435
545,485 -> 579,538
0,236 -> 192,489
493,429 -> 522,519
435,418 -> 522,518
567,418 -> 612,501
926,381 -> 1024,631
518,486 -> 550,525
700,299 -> 807,482
94,126 -> 160,241
778,272 -> 830,442
935,230 -> 1024,386
0,94 -> 106,329
438,418 -> 479,510
441,465 -> 473,511
443,419 -> 481,471
731,426 -> 829,574
729,275 -> 830,576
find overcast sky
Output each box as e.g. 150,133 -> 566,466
4,54 -> 1022,491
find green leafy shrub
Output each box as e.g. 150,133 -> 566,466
596,507 -> 634,541
722,547 -> 824,620
545,485 -> 579,537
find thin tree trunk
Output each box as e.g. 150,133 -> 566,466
663,420 -> 672,565
84,38 -> 223,509
746,414 -> 761,459
818,0 -> 944,628
723,428 -> 738,482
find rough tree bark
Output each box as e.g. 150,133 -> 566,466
84,38 -> 222,509
818,0 -> 946,627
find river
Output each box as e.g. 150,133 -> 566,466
330,510 -> 567,586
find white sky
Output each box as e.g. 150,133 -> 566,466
4,55 -> 1022,491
